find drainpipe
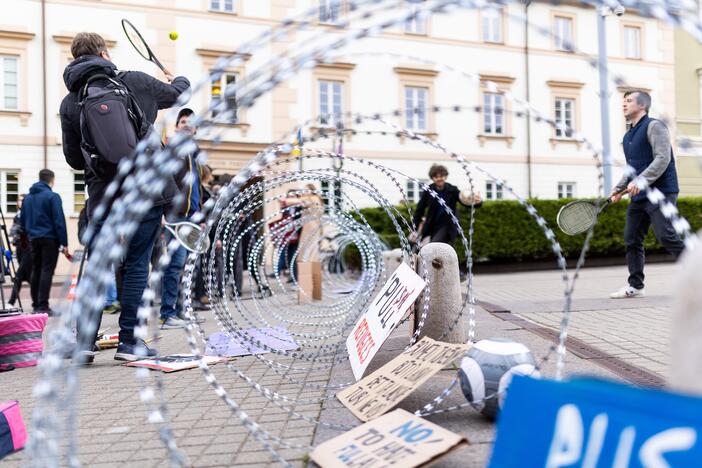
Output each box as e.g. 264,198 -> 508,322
524,0 -> 532,198
41,0 -> 48,169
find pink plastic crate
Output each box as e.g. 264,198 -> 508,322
0,313 -> 48,368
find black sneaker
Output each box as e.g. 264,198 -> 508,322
114,340 -> 158,362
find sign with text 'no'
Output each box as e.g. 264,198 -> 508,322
346,263 -> 426,380
491,376 -> 702,467
311,409 -> 467,468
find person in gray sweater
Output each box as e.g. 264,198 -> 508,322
608,90 -> 685,299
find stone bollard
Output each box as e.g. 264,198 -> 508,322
382,248 -> 403,275
414,242 -> 467,343
670,237 -> 702,394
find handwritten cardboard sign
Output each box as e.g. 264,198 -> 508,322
337,337 -> 470,421
125,354 -> 225,373
491,376 -> 702,467
311,409 -> 467,468
346,263 -> 426,380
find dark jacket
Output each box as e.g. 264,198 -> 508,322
20,182 -> 68,246
59,55 -> 190,218
413,182 -> 480,239
172,146 -> 203,219
10,212 -> 30,251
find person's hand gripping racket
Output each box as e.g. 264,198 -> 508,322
557,188 -> 629,236
121,19 -> 174,82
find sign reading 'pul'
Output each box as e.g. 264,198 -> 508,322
345,263 -> 426,380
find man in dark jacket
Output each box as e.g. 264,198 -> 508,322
20,170 -> 70,314
412,164 -> 481,245
59,32 -> 190,361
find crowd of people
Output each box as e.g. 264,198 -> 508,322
6,30 -> 686,365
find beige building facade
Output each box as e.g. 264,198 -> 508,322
0,0 -> 679,275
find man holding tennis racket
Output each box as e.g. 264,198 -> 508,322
607,90 -> 685,299
60,32 -> 190,361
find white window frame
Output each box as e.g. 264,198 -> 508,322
483,92 -> 505,135
0,55 -> 19,111
210,0 -> 235,13
482,7 -> 503,43
623,25 -> 641,59
319,0 -> 342,24
558,182 -> 576,199
319,79 -> 343,127
406,179 -> 429,203
0,169 -> 20,214
211,72 -> 238,120
405,1 -> 428,35
554,97 -> 575,138
73,170 -> 87,215
485,181 -> 503,200
404,86 -> 428,131
553,16 -> 574,52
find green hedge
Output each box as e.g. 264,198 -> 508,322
352,197 -> 702,263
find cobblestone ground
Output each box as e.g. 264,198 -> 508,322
0,263 -> 677,467
473,263 -> 676,379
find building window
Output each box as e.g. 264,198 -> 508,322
482,8 -> 503,43
483,93 -> 505,135
558,182 -> 575,199
211,73 -> 237,120
406,179 -> 429,203
554,98 -> 575,138
319,80 -> 343,126
320,179 -> 342,212
0,170 -> 19,214
485,181 -> 503,200
405,1 -> 427,35
553,16 -> 574,52
623,26 -> 641,59
405,86 -> 428,131
210,0 -> 235,13
319,0 -> 341,23
74,171 -> 86,214
0,56 -> 19,110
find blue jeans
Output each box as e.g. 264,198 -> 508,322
104,268 -> 117,307
160,237 -> 187,320
119,205 -> 164,343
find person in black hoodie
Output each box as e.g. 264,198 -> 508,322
59,32 -> 190,361
412,164 -> 482,246
20,170 -> 70,314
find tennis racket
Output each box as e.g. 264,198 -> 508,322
556,189 -> 628,236
121,19 -> 169,74
165,222 -> 210,254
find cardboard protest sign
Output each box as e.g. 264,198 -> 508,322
311,409 -> 467,468
491,376 -> 702,467
346,263 -> 426,380
125,354 -> 225,373
205,326 -> 298,357
337,337 -> 469,421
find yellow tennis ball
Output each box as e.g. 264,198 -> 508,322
169,31 -> 179,41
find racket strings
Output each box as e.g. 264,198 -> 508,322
558,201 -> 599,235
123,24 -> 150,59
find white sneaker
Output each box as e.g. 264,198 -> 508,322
160,317 -> 186,329
609,286 -> 645,299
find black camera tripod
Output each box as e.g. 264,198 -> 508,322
0,206 -> 23,316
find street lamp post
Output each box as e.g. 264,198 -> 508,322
597,3 -> 625,195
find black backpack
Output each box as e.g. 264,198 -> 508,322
78,73 -> 150,180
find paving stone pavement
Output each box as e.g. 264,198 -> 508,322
473,262 -> 677,380
0,263 -> 678,467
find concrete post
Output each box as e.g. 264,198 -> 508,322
414,242 -> 467,343
670,238 -> 702,394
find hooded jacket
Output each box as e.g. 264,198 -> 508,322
20,182 -> 68,247
59,55 -> 190,218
